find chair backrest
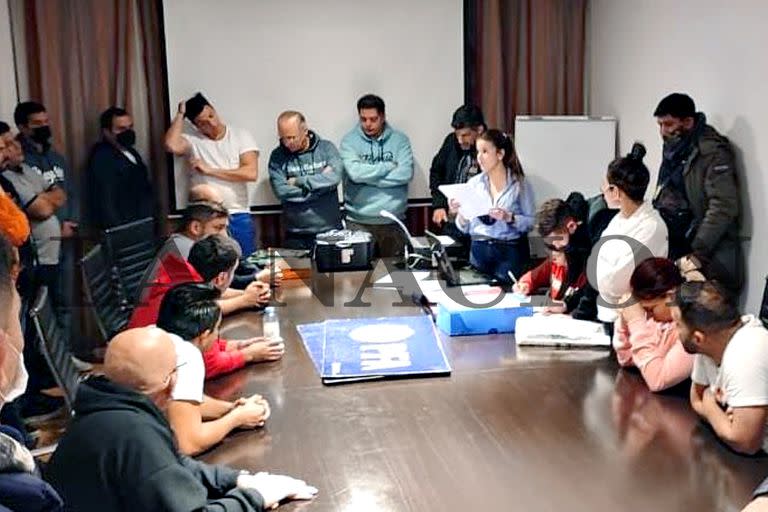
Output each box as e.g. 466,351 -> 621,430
103,217 -> 160,302
761,277 -> 768,328
29,287 -> 79,413
81,244 -> 131,340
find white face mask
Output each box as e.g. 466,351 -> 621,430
0,290 -> 28,408
0,337 -> 26,408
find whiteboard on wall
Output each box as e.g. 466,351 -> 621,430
162,0 -> 463,212
514,116 -> 617,205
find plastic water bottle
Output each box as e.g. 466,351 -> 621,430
262,307 -> 281,341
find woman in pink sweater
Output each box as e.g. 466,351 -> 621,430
613,257 -> 693,392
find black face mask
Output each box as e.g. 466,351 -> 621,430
115,129 -> 136,148
31,125 -> 52,146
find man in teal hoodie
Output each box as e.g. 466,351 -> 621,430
268,111 -> 343,249
340,94 -> 414,258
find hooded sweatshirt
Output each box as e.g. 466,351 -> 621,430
47,377 -> 265,512
268,131 -> 343,235
340,123 -> 413,223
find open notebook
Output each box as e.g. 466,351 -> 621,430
515,313 -> 611,347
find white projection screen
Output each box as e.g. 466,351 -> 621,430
162,0 -> 464,211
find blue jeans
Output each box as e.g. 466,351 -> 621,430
470,236 -> 530,283
229,212 -> 256,256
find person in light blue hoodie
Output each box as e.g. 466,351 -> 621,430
340,94 -> 414,258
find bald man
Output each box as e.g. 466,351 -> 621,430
189,183 -> 224,204
268,111 -> 343,249
48,328 -> 316,511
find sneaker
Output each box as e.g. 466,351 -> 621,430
71,356 -> 93,372
21,394 -> 66,426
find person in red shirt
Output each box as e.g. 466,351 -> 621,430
514,196 -> 590,314
130,234 -> 284,378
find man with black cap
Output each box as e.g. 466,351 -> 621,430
652,93 -> 742,291
164,94 -> 260,256
429,105 -> 486,256
86,106 -> 154,230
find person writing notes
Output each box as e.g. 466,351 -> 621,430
448,129 -> 534,282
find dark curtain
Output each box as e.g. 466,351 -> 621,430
466,0 -> 588,132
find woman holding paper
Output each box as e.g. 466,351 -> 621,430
448,129 -> 535,281
614,257 -> 693,392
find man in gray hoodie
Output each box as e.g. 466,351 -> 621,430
268,111 -> 343,249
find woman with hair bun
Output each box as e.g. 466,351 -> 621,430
593,142 -> 669,333
448,129 -> 535,281
614,257 -> 693,392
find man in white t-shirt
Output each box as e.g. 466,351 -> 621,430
164,93 -> 259,256
155,283 -> 271,456
672,280 -> 768,455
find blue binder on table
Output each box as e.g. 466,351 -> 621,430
297,315 -> 451,385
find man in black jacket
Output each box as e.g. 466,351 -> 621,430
86,106 -> 154,231
652,93 -> 742,291
429,105 -> 486,258
47,327 -> 316,511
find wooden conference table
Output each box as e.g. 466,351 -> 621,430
203,269 -> 768,512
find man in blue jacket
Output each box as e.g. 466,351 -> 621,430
340,94 -> 414,258
268,111 -> 343,249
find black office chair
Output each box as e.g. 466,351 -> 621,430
29,287 -> 81,414
102,217 -> 161,303
81,245 -> 131,341
760,277 -> 768,328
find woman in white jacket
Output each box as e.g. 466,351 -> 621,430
593,143 -> 668,331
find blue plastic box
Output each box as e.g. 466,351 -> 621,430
436,301 -> 534,336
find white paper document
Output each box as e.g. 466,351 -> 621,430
515,314 -> 611,347
418,281 -> 509,308
438,183 -> 492,219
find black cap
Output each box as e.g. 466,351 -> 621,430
185,93 -> 211,122
451,105 -> 485,129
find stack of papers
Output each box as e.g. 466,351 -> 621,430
438,183 -> 491,219
296,315 -> 452,385
515,313 -> 610,347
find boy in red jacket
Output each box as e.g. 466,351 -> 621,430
130,235 -> 283,378
514,196 -> 590,314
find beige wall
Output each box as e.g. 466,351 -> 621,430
588,0 -> 768,313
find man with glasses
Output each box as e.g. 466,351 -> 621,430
268,111 -> 343,249
48,327 -> 317,511
513,196 -> 591,315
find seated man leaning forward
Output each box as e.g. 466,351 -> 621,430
672,280 -> 768,455
157,283 -> 270,455
184,184 -> 283,289
130,235 -> 284,379
47,327 -> 317,511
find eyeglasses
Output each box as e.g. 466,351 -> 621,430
162,361 -> 187,386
